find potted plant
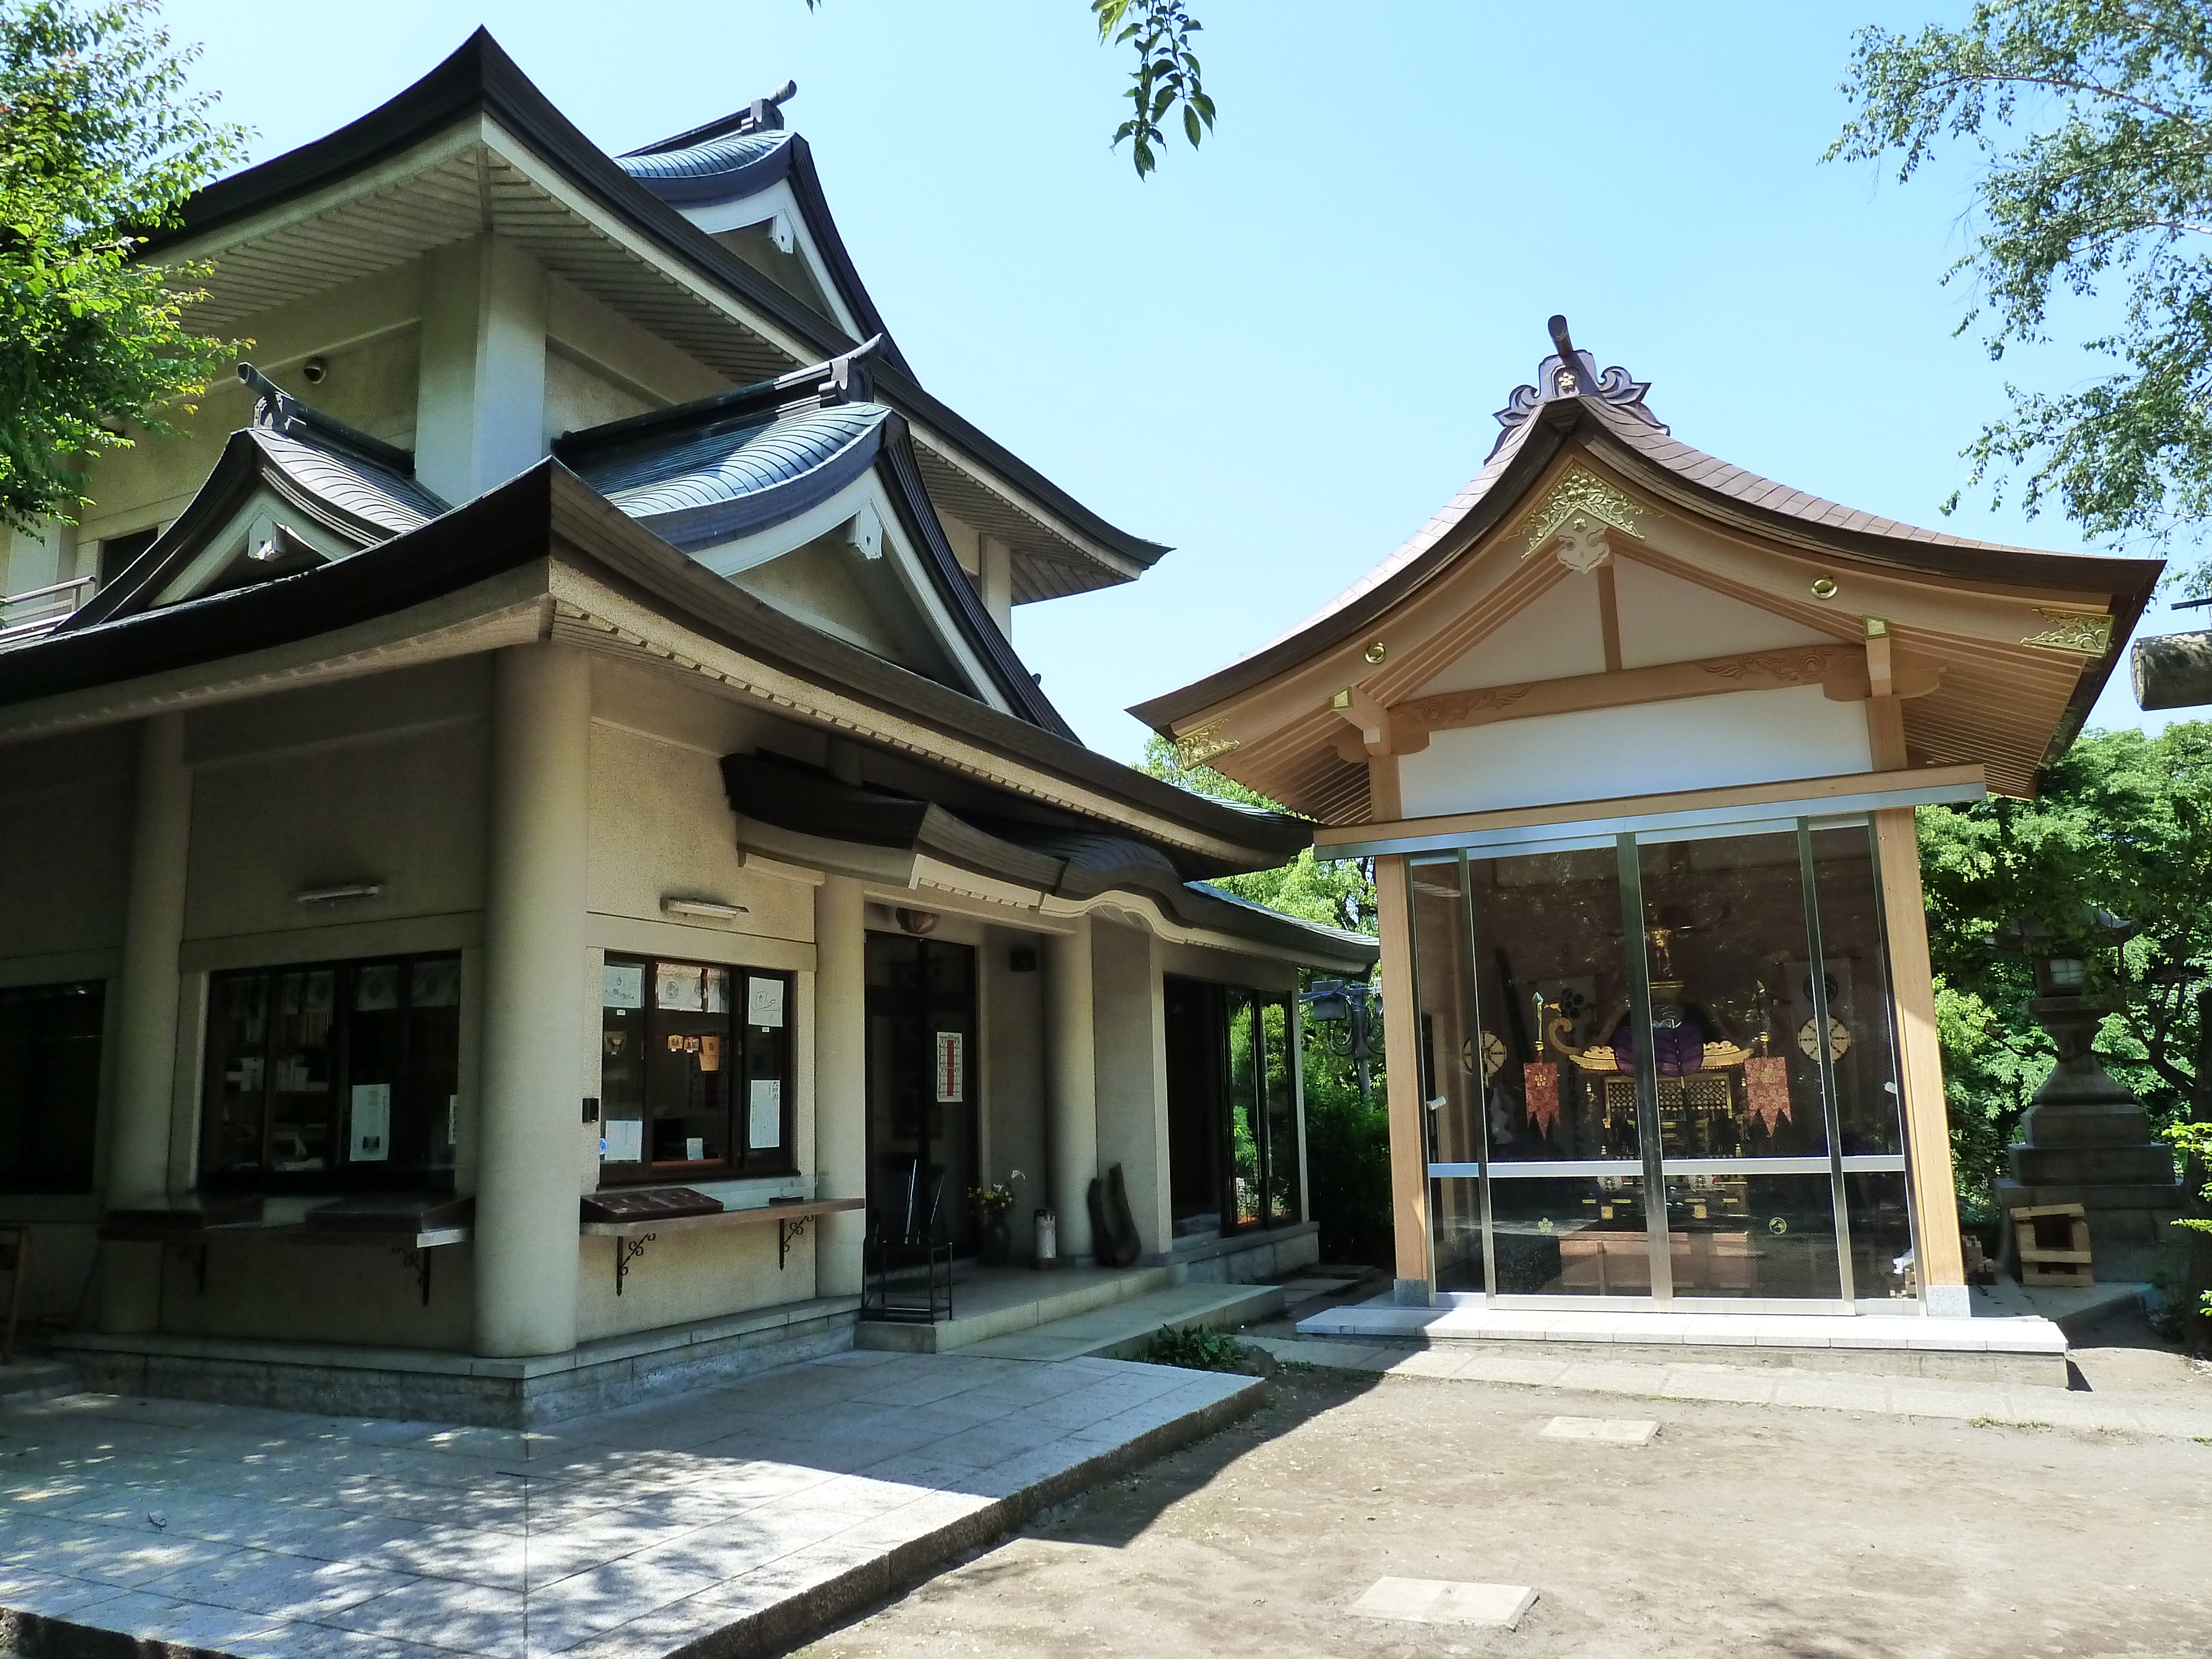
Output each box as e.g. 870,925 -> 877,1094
968,1171 -> 1023,1267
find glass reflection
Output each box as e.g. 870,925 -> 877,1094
1809,826 -> 1907,1156
1490,1176 -> 1651,1296
1663,1173 -> 1841,1299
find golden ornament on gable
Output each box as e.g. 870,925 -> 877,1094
1518,465 -> 1647,556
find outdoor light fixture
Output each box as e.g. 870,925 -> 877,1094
1301,976 -> 1380,1099
661,896 -> 748,921
294,882 -> 384,906
896,908 -> 940,936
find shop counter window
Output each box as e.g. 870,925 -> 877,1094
0,981 -> 103,1194
201,955 -> 461,1190
598,954 -> 795,1183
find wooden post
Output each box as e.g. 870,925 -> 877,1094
1872,806 -> 1968,1314
1374,853 -> 1432,1302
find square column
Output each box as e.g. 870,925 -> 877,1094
473,642 -> 589,1358
812,873 -> 868,1296
1045,917 -> 1097,1262
1091,918 -> 1170,1259
1375,853 -> 1432,1305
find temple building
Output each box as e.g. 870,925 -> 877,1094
1139,319 -> 2161,1326
0,33 -> 1369,1422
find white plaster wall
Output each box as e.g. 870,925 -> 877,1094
980,927 -> 1046,1260
1613,556 -> 1830,668
574,1223 -> 813,1343
1397,682 -> 1875,818
1416,575 -> 1606,694
1092,918 -> 1169,1258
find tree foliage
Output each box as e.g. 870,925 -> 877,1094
1828,2 -> 2212,559
0,0 -> 244,532
1092,0 -> 1214,178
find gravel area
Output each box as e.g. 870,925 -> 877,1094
796,1362 -> 2212,1658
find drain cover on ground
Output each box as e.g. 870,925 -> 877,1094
1350,1577 -> 1537,1628
1540,1416 -> 1658,1445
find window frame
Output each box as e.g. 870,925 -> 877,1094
596,952 -> 798,1188
0,979 -> 105,1196
198,952 -> 462,1194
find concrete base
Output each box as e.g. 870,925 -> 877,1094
1163,1220 -> 1319,1284
51,1296 -> 859,1427
1994,1176 -> 2187,1285
1296,1301 -> 2069,1387
961,1281 -> 1284,1361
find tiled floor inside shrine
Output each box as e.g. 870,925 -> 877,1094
0,1349 -> 1259,1659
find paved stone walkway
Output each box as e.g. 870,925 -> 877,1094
0,1350 -> 1258,1659
1249,1334 -> 2212,1439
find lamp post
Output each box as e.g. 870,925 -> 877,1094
1301,976 -> 1378,1100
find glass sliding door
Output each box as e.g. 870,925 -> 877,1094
1413,817 -> 1916,1311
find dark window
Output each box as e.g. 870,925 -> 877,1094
1168,977 -> 1300,1235
97,528 -> 159,588
598,955 -> 795,1184
0,982 -> 103,1193
201,955 -> 460,1191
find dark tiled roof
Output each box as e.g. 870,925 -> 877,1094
615,131 -> 792,204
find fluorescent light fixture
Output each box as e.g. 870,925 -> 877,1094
295,882 -> 384,906
662,896 -> 748,921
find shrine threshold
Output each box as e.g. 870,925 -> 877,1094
1412,819 -> 1914,1310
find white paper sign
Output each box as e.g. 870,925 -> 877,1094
602,962 -> 644,1009
935,1031 -> 966,1104
656,964 -> 704,1011
349,1083 -> 391,1162
747,976 -> 785,1029
749,1079 -> 781,1149
602,1118 -> 644,1162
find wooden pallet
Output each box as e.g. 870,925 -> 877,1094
2013,1203 -> 2093,1288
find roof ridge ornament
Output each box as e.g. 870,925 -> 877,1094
236,363 -> 416,477
624,80 -> 799,157
1490,314 -> 1665,458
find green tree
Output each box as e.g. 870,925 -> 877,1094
0,0 -> 246,533
804,1 -> 1211,179
1918,722 -> 2212,1340
1828,2 -> 2212,561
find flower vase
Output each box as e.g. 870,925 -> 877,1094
979,1214 -> 1012,1267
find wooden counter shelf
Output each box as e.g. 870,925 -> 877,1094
578,1194 -> 864,1293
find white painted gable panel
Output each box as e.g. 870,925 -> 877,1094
1415,573 -> 1607,695
1614,556 -> 1829,668
1397,683 -> 1873,818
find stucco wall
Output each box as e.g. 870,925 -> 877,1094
980,925 -> 1046,1260
0,723 -> 134,975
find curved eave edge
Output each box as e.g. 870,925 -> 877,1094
1134,401 -> 2163,735
617,413 -> 889,552
0,461 -> 1302,864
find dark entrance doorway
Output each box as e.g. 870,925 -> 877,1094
1164,976 -> 1225,1239
865,935 -> 978,1256
1165,974 -> 1303,1239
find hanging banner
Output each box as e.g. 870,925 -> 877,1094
1522,1062 -> 1560,1136
935,1031 -> 966,1103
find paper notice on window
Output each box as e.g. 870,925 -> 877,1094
656,964 -> 705,1011
935,1031 -> 965,1104
749,1079 -> 781,1149
602,1118 -> 644,1163
747,976 -> 785,1029
602,962 -> 644,1009
349,1083 -> 392,1162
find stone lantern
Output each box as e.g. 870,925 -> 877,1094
1993,911 -> 2186,1284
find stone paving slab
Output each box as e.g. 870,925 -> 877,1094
959,1281 -> 1284,1362
0,1350 -> 1261,1659
1251,1334 -> 2212,1439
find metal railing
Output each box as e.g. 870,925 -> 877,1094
0,573 -> 95,645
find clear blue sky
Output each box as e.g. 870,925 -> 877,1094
164,0 -> 2199,761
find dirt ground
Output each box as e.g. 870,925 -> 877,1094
795,1360 -> 2212,1659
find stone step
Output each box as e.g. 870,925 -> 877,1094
854,1265 -> 1181,1354
0,1355 -> 76,1402
959,1281 -> 1287,1361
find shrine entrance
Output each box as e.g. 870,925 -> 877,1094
1412,818 -> 1918,1310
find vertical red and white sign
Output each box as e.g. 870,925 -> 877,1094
935,1031 -> 966,1103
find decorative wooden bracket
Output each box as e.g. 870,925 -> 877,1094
1329,685 -> 1393,757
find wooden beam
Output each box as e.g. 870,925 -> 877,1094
1872,806 -> 1966,1300
1328,683 -> 1392,756
1314,763 -> 1986,852
1596,561 -> 1623,673
1389,646 -> 1940,746
1374,853 -> 1432,1298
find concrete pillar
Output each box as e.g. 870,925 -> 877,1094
101,713 -> 192,1333
109,712 -> 190,1206
813,874 -> 868,1297
979,535 -> 1014,638
473,643 -> 589,1358
1045,917 -> 1098,1263
414,236 -> 549,504
1375,853 -> 1433,1305
1091,919 -> 1170,1260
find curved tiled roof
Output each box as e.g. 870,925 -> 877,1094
251,428 -> 445,536
582,401 -> 890,551
615,130 -> 792,205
